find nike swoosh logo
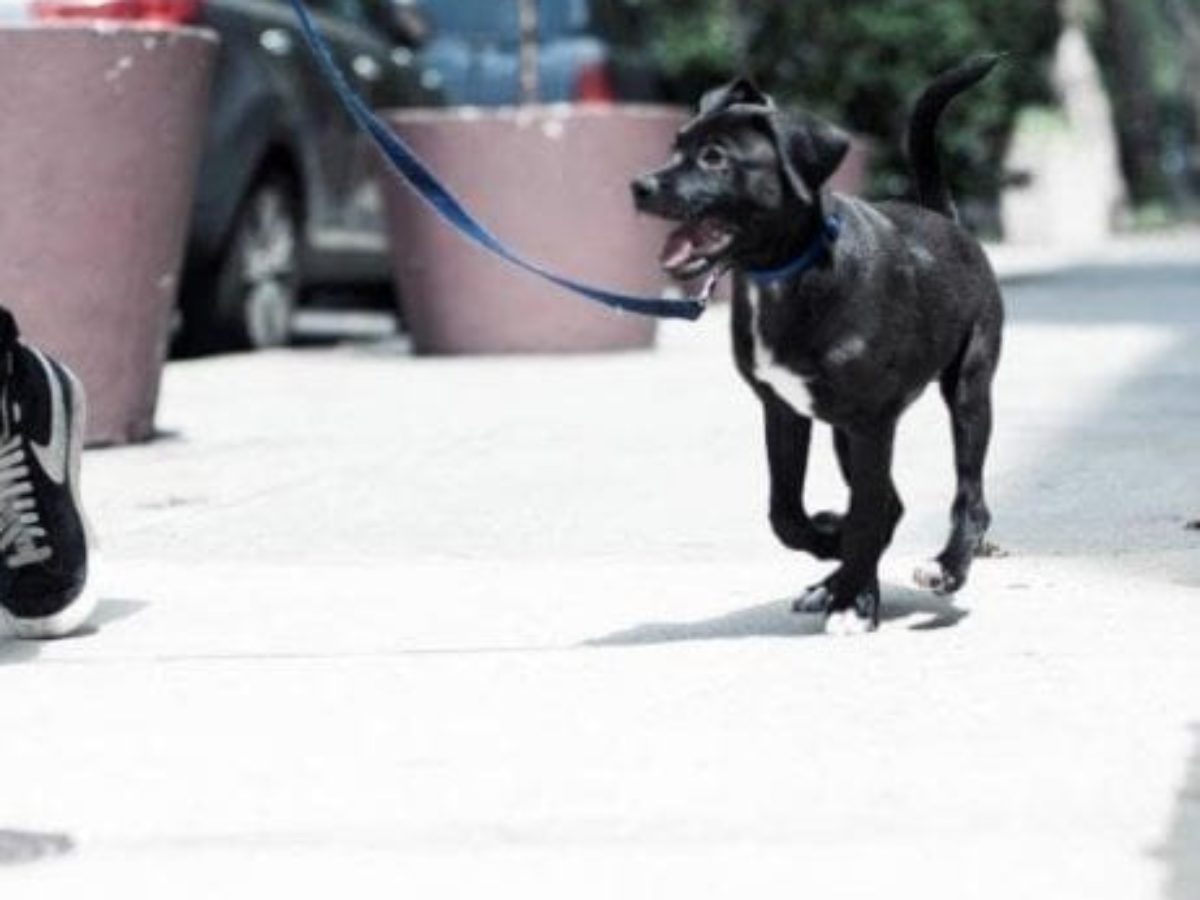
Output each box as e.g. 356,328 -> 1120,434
29,349 -> 68,486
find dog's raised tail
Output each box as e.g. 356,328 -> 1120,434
907,53 -> 1004,219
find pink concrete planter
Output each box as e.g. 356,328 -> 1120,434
380,105 -> 692,355
0,25 -> 215,445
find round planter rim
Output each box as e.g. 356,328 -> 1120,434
0,22 -> 218,42
381,103 -> 690,125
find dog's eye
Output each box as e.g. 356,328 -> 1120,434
697,144 -> 728,171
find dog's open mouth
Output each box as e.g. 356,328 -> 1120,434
659,218 -> 735,281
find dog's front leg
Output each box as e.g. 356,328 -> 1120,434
763,397 -> 840,560
802,422 -> 904,634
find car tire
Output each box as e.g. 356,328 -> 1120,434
179,174 -> 301,353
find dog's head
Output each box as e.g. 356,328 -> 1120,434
632,79 -> 849,280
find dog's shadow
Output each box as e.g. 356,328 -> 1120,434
586,583 -> 966,648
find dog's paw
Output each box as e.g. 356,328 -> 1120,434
913,561 -> 962,595
792,582 -> 832,614
824,608 -> 877,637
815,583 -> 880,636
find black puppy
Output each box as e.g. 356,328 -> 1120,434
632,56 -> 1004,635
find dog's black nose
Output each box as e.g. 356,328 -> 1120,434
631,174 -> 659,206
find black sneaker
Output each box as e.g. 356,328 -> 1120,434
0,310 -> 94,638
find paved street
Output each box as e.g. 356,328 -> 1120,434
2,233 -> 1199,898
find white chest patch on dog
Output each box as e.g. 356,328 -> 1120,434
747,283 -> 815,418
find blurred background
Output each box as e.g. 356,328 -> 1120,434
1,0 -> 1196,370
180,0 -> 1200,349
614,0 -> 1200,237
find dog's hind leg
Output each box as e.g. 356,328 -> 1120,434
915,319 -> 1000,595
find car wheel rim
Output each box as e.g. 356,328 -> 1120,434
240,187 -> 298,348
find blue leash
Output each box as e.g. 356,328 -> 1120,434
286,0 -> 707,322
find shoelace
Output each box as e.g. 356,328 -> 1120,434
0,435 -> 51,568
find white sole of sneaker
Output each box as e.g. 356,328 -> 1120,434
2,578 -> 98,639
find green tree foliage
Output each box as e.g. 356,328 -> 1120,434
1094,0 -> 1200,208
646,0 -> 1062,222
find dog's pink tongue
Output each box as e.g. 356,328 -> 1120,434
660,227 -> 695,271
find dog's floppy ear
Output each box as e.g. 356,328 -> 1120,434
768,111 -> 851,204
698,78 -> 773,116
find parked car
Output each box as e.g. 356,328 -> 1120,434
1,0 -> 442,352
417,0 -> 663,106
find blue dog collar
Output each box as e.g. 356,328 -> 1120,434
747,214 -> 843,285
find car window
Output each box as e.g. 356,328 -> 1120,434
422,0 -> 588,41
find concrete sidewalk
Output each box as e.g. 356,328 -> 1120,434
2,232 -> 1199,898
